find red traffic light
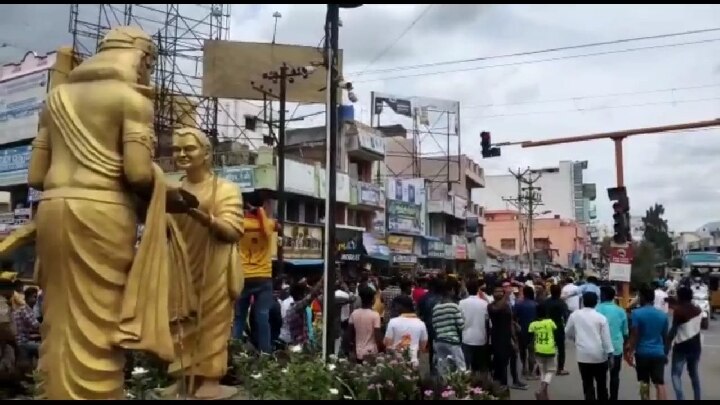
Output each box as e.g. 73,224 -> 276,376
481,131 -> 491,143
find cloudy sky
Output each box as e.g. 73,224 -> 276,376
2,4 -> 720,231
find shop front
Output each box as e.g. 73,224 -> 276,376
387,234 -> 418,275
420,237 -> 446,275
276,222 -> 324,278
336,226 -> 367,281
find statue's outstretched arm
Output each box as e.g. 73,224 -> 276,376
28,105 -> 51,190
122,90 -> 155,189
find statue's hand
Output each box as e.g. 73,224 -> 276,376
166,188 -> 190,214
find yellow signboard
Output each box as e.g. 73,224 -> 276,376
281,223 -> 323,259
387,235 -> 414,254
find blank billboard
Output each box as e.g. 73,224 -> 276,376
202,40 -> 342,104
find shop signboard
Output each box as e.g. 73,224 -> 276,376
455,243 -> 467,260
427,240 -> 445,258
358,182 -> 382,206
282,223 -> 323,259
387,235 -> 414,254
391,253 -> 417,266
387,200 -> 422,235
337,237 -> 364,262
222,166 -> 254,190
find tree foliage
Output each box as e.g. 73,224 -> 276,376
631,240 -> 657,287
641,203 -> 673,262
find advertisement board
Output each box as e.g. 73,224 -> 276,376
0,69 -> 50,144
391,254 -> 417,266
282,223 -> 323,259
386,177 -> 427,234
358,182 -> 382,206
358,132 -> 385,155
387,199 -> 422,235
426,240 -> 445,258
387,235 -> 414,254
222,166 -> 254,190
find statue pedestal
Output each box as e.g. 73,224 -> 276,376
149,385 -> 245,400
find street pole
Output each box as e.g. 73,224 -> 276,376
322,3 -> 340,362
277,65 -> 287,275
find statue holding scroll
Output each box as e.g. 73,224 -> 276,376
165,127 -> 244,400
27,26 -> 195,400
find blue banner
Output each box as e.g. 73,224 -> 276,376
0,145 -> 31,173
222,166 -> 255,190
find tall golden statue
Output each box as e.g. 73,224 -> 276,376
27,26 -> 195,400
167,127 -> 244,400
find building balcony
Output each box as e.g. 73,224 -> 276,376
349,179 -> 385,210
428,195 -> 483,221
464,158 -> 485,188
346,132 -> 385,162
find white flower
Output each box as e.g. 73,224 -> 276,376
327,363 -> 337,371
289,345 -> 303,353
329,388 -> 339,395
131,367 -> 148,377
281,368 -> 289,374
343,395 -> 353,400
251,373 -> 262,380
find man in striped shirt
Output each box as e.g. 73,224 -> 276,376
432,278 -> 466,376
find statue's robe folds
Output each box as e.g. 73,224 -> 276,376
169,176 -> 243,379
36,86 -> 195,400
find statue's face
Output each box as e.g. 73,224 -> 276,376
172,134 -> 207,171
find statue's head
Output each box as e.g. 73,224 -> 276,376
93,26 -> 156,85
172,127 -> 213,173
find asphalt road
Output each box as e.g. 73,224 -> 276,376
512,317 -> 720,400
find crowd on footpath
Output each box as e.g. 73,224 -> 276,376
235,265 -> 705,401
0,275 -> 43,373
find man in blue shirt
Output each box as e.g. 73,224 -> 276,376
578,276 -> 601,303
596,286 -> 628,400
514,286 -> 539,378
626,286 -> 669,400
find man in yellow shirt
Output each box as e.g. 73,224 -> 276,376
233,194 -> 277,353
528,305 -> 558,400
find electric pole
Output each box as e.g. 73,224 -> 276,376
252,66 -> 311,276
502,168 -> 543,273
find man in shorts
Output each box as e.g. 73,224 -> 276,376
625,286 -> 669,400
528,304 -> 557,400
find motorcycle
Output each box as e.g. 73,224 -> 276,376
692,284 -> 710,330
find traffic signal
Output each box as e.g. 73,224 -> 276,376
480,131 -> 501,158
608,186 -> 631,244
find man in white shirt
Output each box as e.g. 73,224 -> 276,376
653,282 -> 669,314
459,278 -> 490,372
561,277 -> 580,312
279,294 -> 295,344
384,295 -> 428,365
565,292 -> 615,401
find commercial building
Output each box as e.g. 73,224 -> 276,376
474,160 -> 596,224
484,209 -> 587,268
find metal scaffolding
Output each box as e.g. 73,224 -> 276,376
68,4 -> 232,153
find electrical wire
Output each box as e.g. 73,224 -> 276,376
462,83 -> 720,110
352,37 -> 720,83
356,4 -> 434,74
349,26 -> 720,76
474,96 -> 720,119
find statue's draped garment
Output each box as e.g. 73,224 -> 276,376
36,84 -> 194,400
169,175 -> 243,379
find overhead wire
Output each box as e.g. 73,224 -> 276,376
356,4 -> 434,74
352,37 -> 720,83
349,26 -> 720,76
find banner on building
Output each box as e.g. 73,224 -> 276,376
391,253 -> 417,266
0,70 -> 50,144
386,177 -> 427,234
387,200 -> 422,235
282,223 -> 323,259
358,182 -> 382,206
222,166 -> 254,190
0,145 -> 31,173
426,240 -> 445,258
358,132 -> 385,155
337,236 -> 365,262
387,235 -> 414,254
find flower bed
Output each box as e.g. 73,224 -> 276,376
121,342 -> 503,400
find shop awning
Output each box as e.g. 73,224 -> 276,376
282,259 -> 324,266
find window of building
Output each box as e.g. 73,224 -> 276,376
500,238 -> 516,250
286,199 -> 300,222
304,201 -> 318,224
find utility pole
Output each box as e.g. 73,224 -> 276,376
503,168 -> 543,273
521,173 -> 544,273
252,66 -> 311,276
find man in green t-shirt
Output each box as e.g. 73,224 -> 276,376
528,304 -> 557,400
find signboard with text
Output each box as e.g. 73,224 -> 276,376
0,145 -> 31,173
426,240 -> 445,258
387,235 -> 414,254
0,70 -> 50,144
282,223 -> 323,259
391,253 -> 417,266
222,166 -> 254,190
387,199 -> 422,235
609,244 -> 633,282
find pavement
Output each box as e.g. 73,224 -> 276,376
512,317 -> 720,400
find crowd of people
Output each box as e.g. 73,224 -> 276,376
234,268 -> 704,401
0,277 -> 43,380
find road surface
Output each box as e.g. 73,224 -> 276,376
512,317 -> 720,400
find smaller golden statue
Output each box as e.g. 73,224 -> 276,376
166,127 -> 244,400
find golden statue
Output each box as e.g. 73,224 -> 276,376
27,26 -> 196,400
166,127 -> 244,400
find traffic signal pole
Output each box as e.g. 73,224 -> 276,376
521,118 -> 720,308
